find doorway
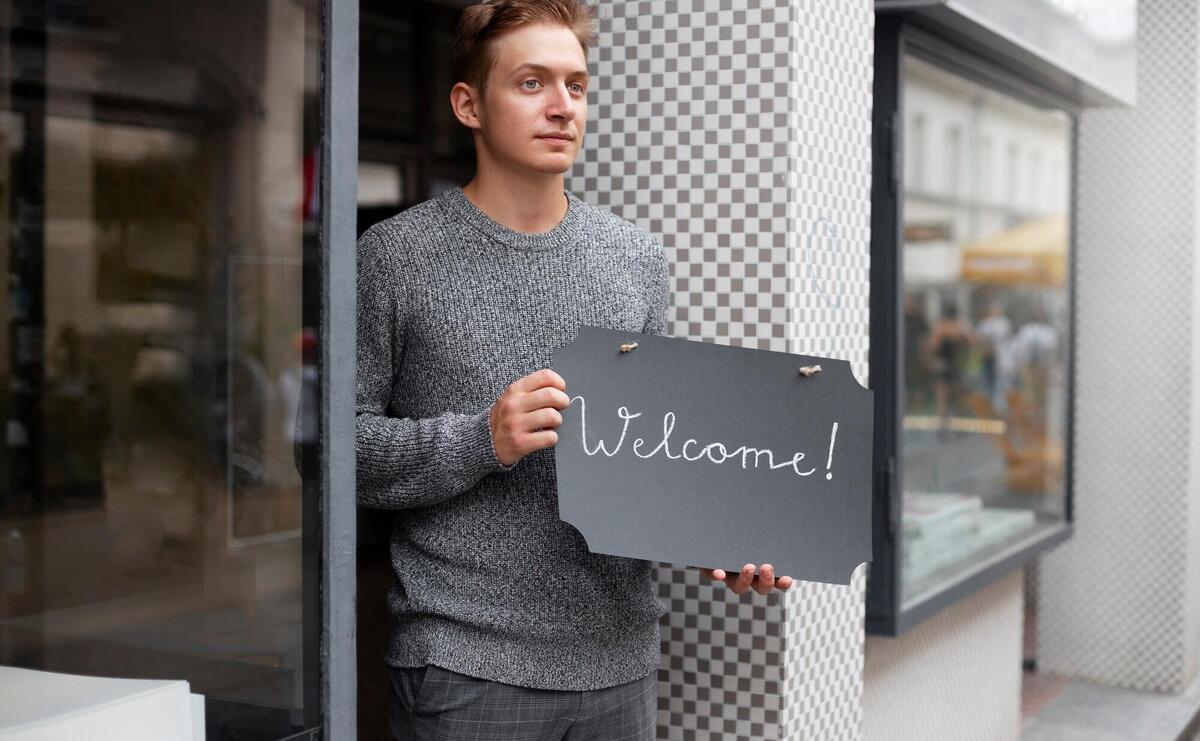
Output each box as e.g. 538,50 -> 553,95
356,0 -> 476,735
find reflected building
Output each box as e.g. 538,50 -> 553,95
897,54 -> 1072,600
0,1 -> 322,738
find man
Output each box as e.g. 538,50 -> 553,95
975,300 -> 1012,412
356,1 -> 792,738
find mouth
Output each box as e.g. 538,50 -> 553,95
537,134 -> 574,142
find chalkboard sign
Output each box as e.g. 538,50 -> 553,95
552,325 -> 873,585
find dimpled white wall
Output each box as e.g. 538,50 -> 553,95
1037,0 -> 1200,693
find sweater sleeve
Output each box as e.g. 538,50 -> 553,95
642,238 -> 671,337
355,226 -> 514,511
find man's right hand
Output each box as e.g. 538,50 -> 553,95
489,369 -> 571,467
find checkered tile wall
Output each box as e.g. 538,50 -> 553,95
1036,0 -> 1200,693
567,1 -> 874,738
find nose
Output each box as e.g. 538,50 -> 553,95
545,82 -> 575,122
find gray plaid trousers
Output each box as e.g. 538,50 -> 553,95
389,664 -> 657,740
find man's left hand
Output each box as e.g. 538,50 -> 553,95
699,564 -> 793,595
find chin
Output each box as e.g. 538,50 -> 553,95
529,157 -> 576,175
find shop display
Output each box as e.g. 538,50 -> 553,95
902,491 -> 1036,585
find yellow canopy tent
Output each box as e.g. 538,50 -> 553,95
960,214 -> 1067,287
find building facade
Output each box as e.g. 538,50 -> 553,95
5,1 -> 1200,740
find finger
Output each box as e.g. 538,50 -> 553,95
523,429 -> 559,451
699,568 -> 726,582
540,386 -> 573,411
549,388 -> 572,410
543,369 -> 566,391
514,386 -> 571,414
522,407 -> 564,431
753,564 -> 775,595
513,368 -> 566,394
729,563 -> 754,595
776,576 -> 794,591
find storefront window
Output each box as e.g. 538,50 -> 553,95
898,54 -> 1071,605
0,1 -> 323,738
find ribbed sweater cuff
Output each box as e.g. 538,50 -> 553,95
478,404 -> 517,473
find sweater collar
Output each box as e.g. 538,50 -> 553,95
439,184 -> 584,252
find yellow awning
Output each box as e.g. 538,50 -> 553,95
960,214 -> 1067,287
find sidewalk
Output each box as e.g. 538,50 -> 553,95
1021,670 -> 1200,741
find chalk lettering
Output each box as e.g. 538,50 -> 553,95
569,395 -> 828,479
576,399 -> 640,457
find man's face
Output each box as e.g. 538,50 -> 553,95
475,23 -> 588,175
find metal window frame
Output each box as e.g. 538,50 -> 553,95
320,0 -> 359,736
866,17 -> 1077,637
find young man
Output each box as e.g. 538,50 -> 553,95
355,1 -> 793,738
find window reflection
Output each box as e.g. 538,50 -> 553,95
0,2 -> 321,738
900,55 -> 1071,601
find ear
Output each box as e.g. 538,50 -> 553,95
450,82 -> 484,132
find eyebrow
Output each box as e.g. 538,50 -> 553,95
511,63 -> 589,78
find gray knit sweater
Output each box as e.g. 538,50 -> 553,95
356,184 -> 670,690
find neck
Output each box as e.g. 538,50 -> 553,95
461,163 -> 567,235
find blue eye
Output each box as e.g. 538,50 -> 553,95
521,78 -> 585,94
